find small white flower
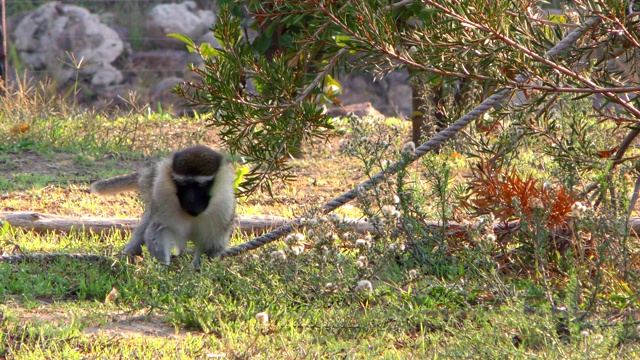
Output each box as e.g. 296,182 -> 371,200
388,242 -> 405,251
284,234 -> 297,245
408,269 -> 419,278
355,239 -> 372,248
391,210 -> 402,218
328,213 -> 341,222
325,282 -> 334,289
570,201 -> 588,217
356,256 -> 368,268
290,245 -> 304,256
543,181 -> 553,191
393,195 -> 400,204
485,233 -> 497,242
355,280 -> 373,293
308,218 -> 318,225
593,334 -> 604,343
381,205 -> 396,216
270,250 -> 287,262
255,311 -> 269,324
359,136 -> 370,143
402,141 -> 416,155
294,233 -> 305,242
580,330 -> 590,338
321,245 -> 330,255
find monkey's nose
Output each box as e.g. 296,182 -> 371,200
186,208 -> 203,217
182,201 -> 206,217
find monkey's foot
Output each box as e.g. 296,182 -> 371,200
123,243 -> 143,256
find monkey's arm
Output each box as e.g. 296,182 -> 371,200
123,209 -> 150,256
90,173 -> 140,195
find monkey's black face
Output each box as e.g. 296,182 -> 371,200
173,178 -> 215,217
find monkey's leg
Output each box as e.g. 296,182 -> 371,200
190,251 -> 203,269
144,221 -> 175,266
123,210 -> 151,256
173,238 -> 188,257
191,238 -> 228,268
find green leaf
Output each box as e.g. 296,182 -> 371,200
0,221 -> 10,236
279,33 -> 294,48
253,34 -> 273,55
234,165 -> 250,191
254,79 -> 264,95
334,35 -> 351,47
323,75 -> 342,98
428,74 -> 442,87
548,14 -> 566,24
167,33 -> 196,52
571,93 -> 593,101
199,42 -> 219,58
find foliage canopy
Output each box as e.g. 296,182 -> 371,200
175,0 -> 640,196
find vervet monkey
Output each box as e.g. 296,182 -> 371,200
91,145 -> 236,267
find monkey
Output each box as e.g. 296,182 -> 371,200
90,145 -> 236,268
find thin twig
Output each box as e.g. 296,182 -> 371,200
628,174 -> 640,215
295,48 -> 348,103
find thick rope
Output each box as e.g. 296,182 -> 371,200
0,17 -> 600,263
221,16 -> 600,258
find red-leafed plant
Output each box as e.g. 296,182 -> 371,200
461,161 -> 576,230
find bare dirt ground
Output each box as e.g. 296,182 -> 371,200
4,298 -> 201,341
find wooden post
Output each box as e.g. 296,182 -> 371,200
0,0 -> 7,89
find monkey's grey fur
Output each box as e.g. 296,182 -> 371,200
91,145 -> 236,268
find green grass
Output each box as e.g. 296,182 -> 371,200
2,240 -> 640,358
2,83 -> 640,357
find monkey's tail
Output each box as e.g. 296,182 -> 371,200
90,173 -> 140,195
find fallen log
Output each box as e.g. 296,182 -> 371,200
2,211 -> 640,238
0,211 -> 379,236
